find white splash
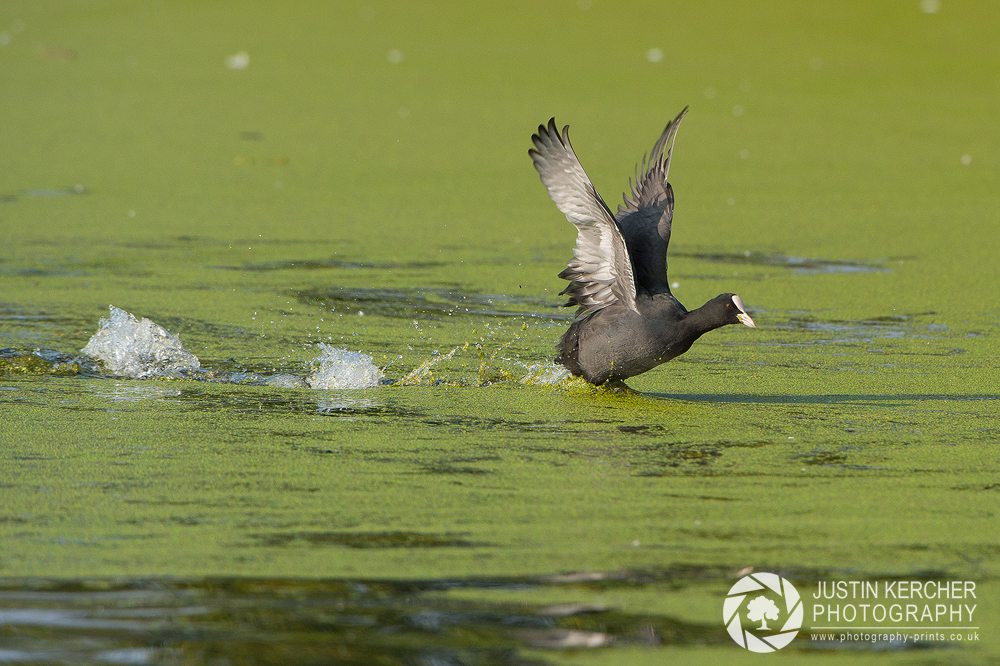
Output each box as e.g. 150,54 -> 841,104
81,305 -> 200,379
306,344 -> 383,389
519,362 -> 572,386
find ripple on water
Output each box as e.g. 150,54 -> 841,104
0,572 -> 944,663
315,395 -> 380,415
93,383 -> 182,403
230,258 -> 447,271
760,311 -> 963,352
298,286 -> 568,320
674,251 -> 893,274
250,530 -> 482,548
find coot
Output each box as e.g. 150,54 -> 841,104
530,108 -> 756,385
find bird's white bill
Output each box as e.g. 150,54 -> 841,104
737,312 -> 756,328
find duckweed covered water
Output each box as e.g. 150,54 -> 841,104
2,1 -> 999,664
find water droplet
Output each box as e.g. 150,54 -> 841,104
387,49 -> 403,64
646,48 -> 664,63
225,51 -> 249,70
961,154 -> 971,165
920,0 -> 940,14
809,56 -> 823,70
732,104 -> 743,117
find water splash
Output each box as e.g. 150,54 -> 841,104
263,373 -> 308,388
519,362 -> 572,386
306,344 -> 384,389
81,306 -> 200,379
398,345 -> 466,385
396,344 -> 573,388
62,308 -> 573,390
477,358 -> 574,387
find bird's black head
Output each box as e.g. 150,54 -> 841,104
714,293 -> 757,328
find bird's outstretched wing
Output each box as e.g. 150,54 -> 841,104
619,106 -> 688,223
530,118 -> 638,316
615,107 -> 688,292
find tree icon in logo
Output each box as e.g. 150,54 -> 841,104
746,595 -> 780,630
723,573 -> 802,652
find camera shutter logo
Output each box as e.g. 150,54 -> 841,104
723,573 -> 802,652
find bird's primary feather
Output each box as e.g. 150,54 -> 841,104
529,119 -> 639,317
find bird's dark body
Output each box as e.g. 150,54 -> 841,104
530,108 -> 755,385
557,292 -> 741,385
557,293 -> 686,384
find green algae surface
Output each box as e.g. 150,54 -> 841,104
1,1 -> 999,664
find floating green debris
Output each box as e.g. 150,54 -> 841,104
0,349 -> 81,376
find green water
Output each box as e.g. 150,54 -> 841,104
2,1 -> 999,663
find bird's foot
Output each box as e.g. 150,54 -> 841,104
603,379 -> 640,395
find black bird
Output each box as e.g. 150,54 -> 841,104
529,108 -> 756,385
